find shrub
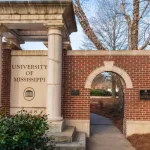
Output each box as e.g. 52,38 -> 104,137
90,89 -> 112,96
0,110 -> 55,150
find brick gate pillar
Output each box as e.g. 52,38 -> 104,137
1,39 -> 22,115
0,29 -> 2,107
1,44 -> 11,115
45,24 -> 63,121
0,25 -> 7,109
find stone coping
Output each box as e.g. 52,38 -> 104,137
90,96 -> 118,99
10,107 -> 46,108
11,50 -> 150,56
0,0 -> 71,4
67,50 -> 150,56
11,50 -> 48,56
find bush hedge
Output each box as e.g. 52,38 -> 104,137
0,110 -> 55,150
90,89 -> 112,96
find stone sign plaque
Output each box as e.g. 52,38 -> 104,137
140,90 -> 150,100
10,52 -> 47,114
71,90 -> 80,96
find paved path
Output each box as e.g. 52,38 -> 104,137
87,113 -> 136,150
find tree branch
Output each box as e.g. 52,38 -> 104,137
120,1 -> 132,49
138,1 -> 150,21
120,2 -> 131,26
139,35 -> 150,50
73,0 -> 105,50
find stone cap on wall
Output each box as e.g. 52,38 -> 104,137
67,50 -> 150,56
11,50 -> 48,56
0,0 -> 72,4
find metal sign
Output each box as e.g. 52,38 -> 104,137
140,90 -> 150,100
71,90 -> 80,96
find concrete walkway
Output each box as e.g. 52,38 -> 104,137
87,113 -> 136,150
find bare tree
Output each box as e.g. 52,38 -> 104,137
121,0 -> 150,50
80,0 -> 128,50
73,0 -> 150,50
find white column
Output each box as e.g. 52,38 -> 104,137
46,27 -> 63,121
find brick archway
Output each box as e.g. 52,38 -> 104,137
62,51 -> 150,137
85,61 -> 133,89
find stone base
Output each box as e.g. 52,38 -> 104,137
48,126 -> 76,143
65,119 -> 90,137
126,120 -> 150,137
55,132 -> 86,150
48,121 -> 65,133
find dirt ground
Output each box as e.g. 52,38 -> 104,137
128,134 -> 150,150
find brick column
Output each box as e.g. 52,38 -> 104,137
0,31 -> 2,108
1,40 -> 22,115
0,25 -> 8,112
62,41 -> 71,117
1,44 -> 11,115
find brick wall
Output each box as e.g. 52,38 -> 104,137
62,51 -> 150,134
90,96 -> 118,106
62,50 -> 90,119
90,96 -> 118,113
2,49 -> 150,135
1,49 -> 11,115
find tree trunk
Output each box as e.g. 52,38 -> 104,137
112,74 -> 116,98
130,0 -> 139,50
